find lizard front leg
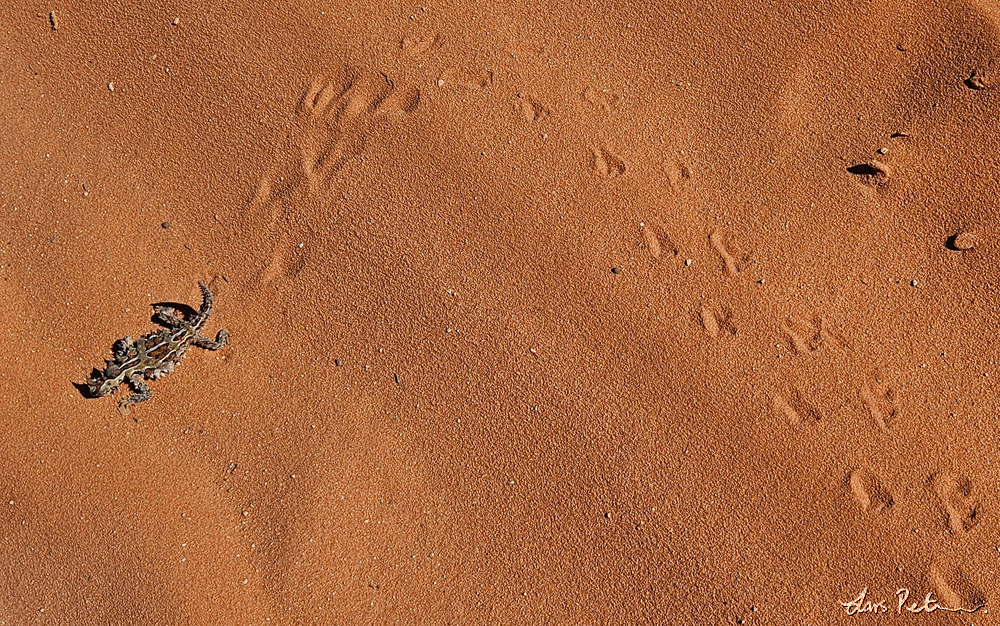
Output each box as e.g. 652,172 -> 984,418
118,372 -> 152,415
112,336 -> 134,360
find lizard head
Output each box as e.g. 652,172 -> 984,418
84,363 -> 124,397
84,376 -> 111,397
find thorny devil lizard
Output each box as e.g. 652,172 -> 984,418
84,281 -> 229,415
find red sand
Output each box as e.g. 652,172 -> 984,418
2,0 -> 999,622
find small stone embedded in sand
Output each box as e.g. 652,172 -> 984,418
948,231 -> 978,251
172,17 -> 180,26
161,221 -> 170,229
49,10 -> 58,30
611,266 -> 621,274
965,69 -> 989,90
108,82 -> 114,91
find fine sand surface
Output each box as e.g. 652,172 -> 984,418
2,0 -> 1000,623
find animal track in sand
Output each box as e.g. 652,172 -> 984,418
847,161 -> 891,188
258,236 -> 309,285
709,230 -> 740,276
514,93 -> 549,123
698,304 -> 737,339
639,222 -> 677,260
247,69 -> 419,285
927,560 -> 986,613
930,472 -> 980,535
589,146 -> 626,179
437,68 -> 492,90
772,388 -> 821,425
401,32 -> 442,56
665,161 -> 693,191
780,316 -> 850,355
848,468 -> 894,513
298,72 -> 419,195
859,382 -> 897,431
781,316 -> 820,354
582,86 -> 620,111
252,70 -> 419,208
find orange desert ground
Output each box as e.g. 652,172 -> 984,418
2,0 -> 1000,623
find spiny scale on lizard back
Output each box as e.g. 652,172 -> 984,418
83,281 -> 229,414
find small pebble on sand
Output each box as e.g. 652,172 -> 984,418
966,69 -> 989,90
950,231 -> 978,251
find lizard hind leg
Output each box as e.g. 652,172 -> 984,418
193,329 -> 229,350
153,306 -> 185,327
117,373 -> 152,415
